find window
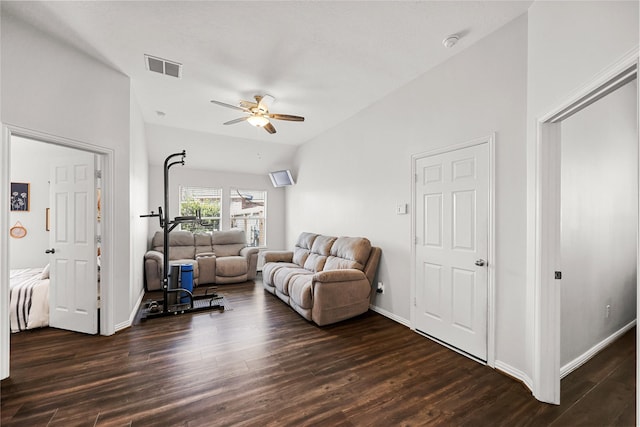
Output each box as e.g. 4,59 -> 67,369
179,186 -> 221,233
230,189 -> 266,247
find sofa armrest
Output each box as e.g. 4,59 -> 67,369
311,270 -> 372,326
144,250 -> 164,263
144,251 -> 164,291
240,247 -> 259,258
240,247 -> 260,280
262,251 -> 293,263
313,269 -> 367,283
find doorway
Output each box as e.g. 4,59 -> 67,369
10,135 -> 102,334
532,56 -> 638,404
1,126 -> 114,379
559,79 -> 637,378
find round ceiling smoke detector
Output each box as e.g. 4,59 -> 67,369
442,34 -> 460,48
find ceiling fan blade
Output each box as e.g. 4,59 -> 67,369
239,99 -> 258,109
264,122 -> 277,134
223,116 -> 249,125
257,94 -> 275,112
269,113 -> 305,122
210,99 -> 249,112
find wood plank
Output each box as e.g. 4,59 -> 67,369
1,279 -> 635,426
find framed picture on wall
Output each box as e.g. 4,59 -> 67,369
10,182 -> 30,211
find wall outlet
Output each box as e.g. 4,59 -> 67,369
377,281 -> 384,294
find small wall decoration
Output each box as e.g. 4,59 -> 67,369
9,221 -> 27,239
10,182 -> 30,211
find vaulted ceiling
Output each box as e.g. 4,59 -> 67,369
3,1 -> 532,171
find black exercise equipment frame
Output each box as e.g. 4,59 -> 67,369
140,150 -> 224,319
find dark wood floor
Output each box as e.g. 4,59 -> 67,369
1,279 -> 635,426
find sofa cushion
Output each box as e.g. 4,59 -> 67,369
211,230 -> 246,256
212,229 -> 246,245
324,257 -> 362,271
304,253 -> 327,272
290,232 -> 318,267
311,235 -> 336,256
324,236 -> 372,271
213,243 -> 245,257
152,231 -> 196,260
292,247 -> 310,267
170,246 -> 195,260
262,261 -> 297,287
296,232 -> 319,250
216,256 -> 248,277
273,267 -> 310,296
288,274 -> 314,309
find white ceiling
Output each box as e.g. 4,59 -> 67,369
3,1 -> 532,170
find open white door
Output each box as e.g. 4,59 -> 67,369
48,152 -> 98,334
415,142 -> 489,361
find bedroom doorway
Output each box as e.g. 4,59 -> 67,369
8,135 -> 102,335
0,125 -> 114,342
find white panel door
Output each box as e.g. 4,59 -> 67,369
415,143 -> 489,360
49,152 -> 98,334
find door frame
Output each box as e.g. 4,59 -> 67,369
530,49 -> 639,404
0,125 -> 115,378
410,134 -> 496,367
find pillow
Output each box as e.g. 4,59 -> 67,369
40,263 -> 50,280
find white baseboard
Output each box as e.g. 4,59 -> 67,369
369,304 -> 411,327
560,319 -> 636,379
115,289 -> 146,332
495,360 -> 534,392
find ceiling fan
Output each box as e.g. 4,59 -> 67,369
210,94 -> 304,134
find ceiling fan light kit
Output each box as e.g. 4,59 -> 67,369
247,115 -> 269,127
210,94 -> 304,134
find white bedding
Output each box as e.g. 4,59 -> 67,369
10,268 -> 49,332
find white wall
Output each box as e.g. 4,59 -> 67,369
560,80 -> 638,366
1,11 -> 134,334
289,15 -> 528,371
526,0 -> 639,383
146,123 -> 298,175
9,136 -> 79,269
127,90 -> 149,325
147,163 -> 287,254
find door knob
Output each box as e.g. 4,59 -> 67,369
45,248 -> 56,254
475,259 -> 486,267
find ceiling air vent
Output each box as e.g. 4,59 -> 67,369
144,54 -> 182,78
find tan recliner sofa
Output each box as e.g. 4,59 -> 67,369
262,232 -> 381,326
144,229 -> 259,291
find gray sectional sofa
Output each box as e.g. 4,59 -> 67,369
262,232 -> 381,326
144,229 -> 259,291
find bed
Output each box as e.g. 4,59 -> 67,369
9,266 -> 50,333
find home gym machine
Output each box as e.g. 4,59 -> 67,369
140,150 -> 224,319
